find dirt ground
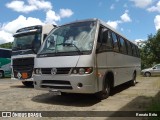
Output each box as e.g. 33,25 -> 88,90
0,76 -> 160,120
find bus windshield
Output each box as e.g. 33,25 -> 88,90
12,33 -> 41,51
39,21 -> 97,56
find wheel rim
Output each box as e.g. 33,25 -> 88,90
145,72 -> 150,77
104,82 -> 110,97
100,82 -> 110,98
106,83 -> 110,93
133,73 -> 136,84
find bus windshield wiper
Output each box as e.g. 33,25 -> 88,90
56,42 -> 83,55
18,49 -> 36,55
12,46 -> 22,50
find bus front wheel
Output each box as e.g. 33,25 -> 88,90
0,71 -> 4,78
96,79 -> 111,100
22,81 -> 33,87
130,72 -> 136,86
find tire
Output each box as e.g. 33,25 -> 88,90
130,72 -> 136,86
144,72 -> 151,77
22,81 -> 33,87
0,71 -> 4,78
96,79 -> 111,100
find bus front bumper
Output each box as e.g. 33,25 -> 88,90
33,74 -> 98,94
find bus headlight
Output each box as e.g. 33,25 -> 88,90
79,68 -> 85,74
72,69 -> 78,74
72,67 -> 93,75
34,68 -> 42,74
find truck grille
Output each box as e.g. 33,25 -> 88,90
13,66 -> 33,79
41,80 -> 72,89
41,68 -> 71,74
12,58 -> 34,79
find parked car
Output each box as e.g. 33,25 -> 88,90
141,64 -> 160,77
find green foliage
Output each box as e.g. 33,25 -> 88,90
140,29 -> 160,69
147,92 -> 160,120
0,42 -> 12,49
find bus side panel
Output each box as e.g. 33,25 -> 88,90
0,58 -> 11,77
106,52 -> 141,87
96,52 -> 107,92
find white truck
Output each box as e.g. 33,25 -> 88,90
11,24 -> 56,86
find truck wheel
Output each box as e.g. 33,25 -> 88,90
96,79 -> 111,100
0,71 -> 4,78
22,81 -> 33,87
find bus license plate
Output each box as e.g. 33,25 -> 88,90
49,90 -> 61,95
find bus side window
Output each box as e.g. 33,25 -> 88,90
97,27 -> 103,47
102,29 -> 108,44
0,50 -> 11,58
131,44 -> 137,57
106,31 -> 113,51
119,37 -> 127,54
136,47 -> 140,57
96,26 -> 113,53
134,45 -> 139,57
111,32 -> 119,52
126,41 -> 132,56
101,29 -> 113,51
96,26 -> 104,52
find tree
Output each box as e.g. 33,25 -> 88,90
0,42 -> 12,49
140,29 -> 160,69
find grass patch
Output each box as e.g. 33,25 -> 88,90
147,92 -> 160,120
152,80 -> 160,89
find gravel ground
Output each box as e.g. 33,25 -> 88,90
0,76 -> 160,120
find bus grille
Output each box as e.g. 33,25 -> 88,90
41,68 -> 71,74
41,80 -> 72,89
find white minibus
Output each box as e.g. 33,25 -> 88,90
34,19 -> 141,99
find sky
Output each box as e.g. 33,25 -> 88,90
0,0 -> 160,44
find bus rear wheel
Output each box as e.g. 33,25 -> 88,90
22,81 -> 33,87
96,79 -> 111,100
0,71 -> 4,78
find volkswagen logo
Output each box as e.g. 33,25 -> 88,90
51,68 -> 57,75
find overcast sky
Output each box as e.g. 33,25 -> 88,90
0,0 -> 160,44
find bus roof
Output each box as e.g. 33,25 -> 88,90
16,25 -> 43,33
13,24 -> 57,37
16,24 -> 57,33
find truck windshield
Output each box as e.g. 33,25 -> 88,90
12,33 -> 41,51
38,21 -> 96,56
